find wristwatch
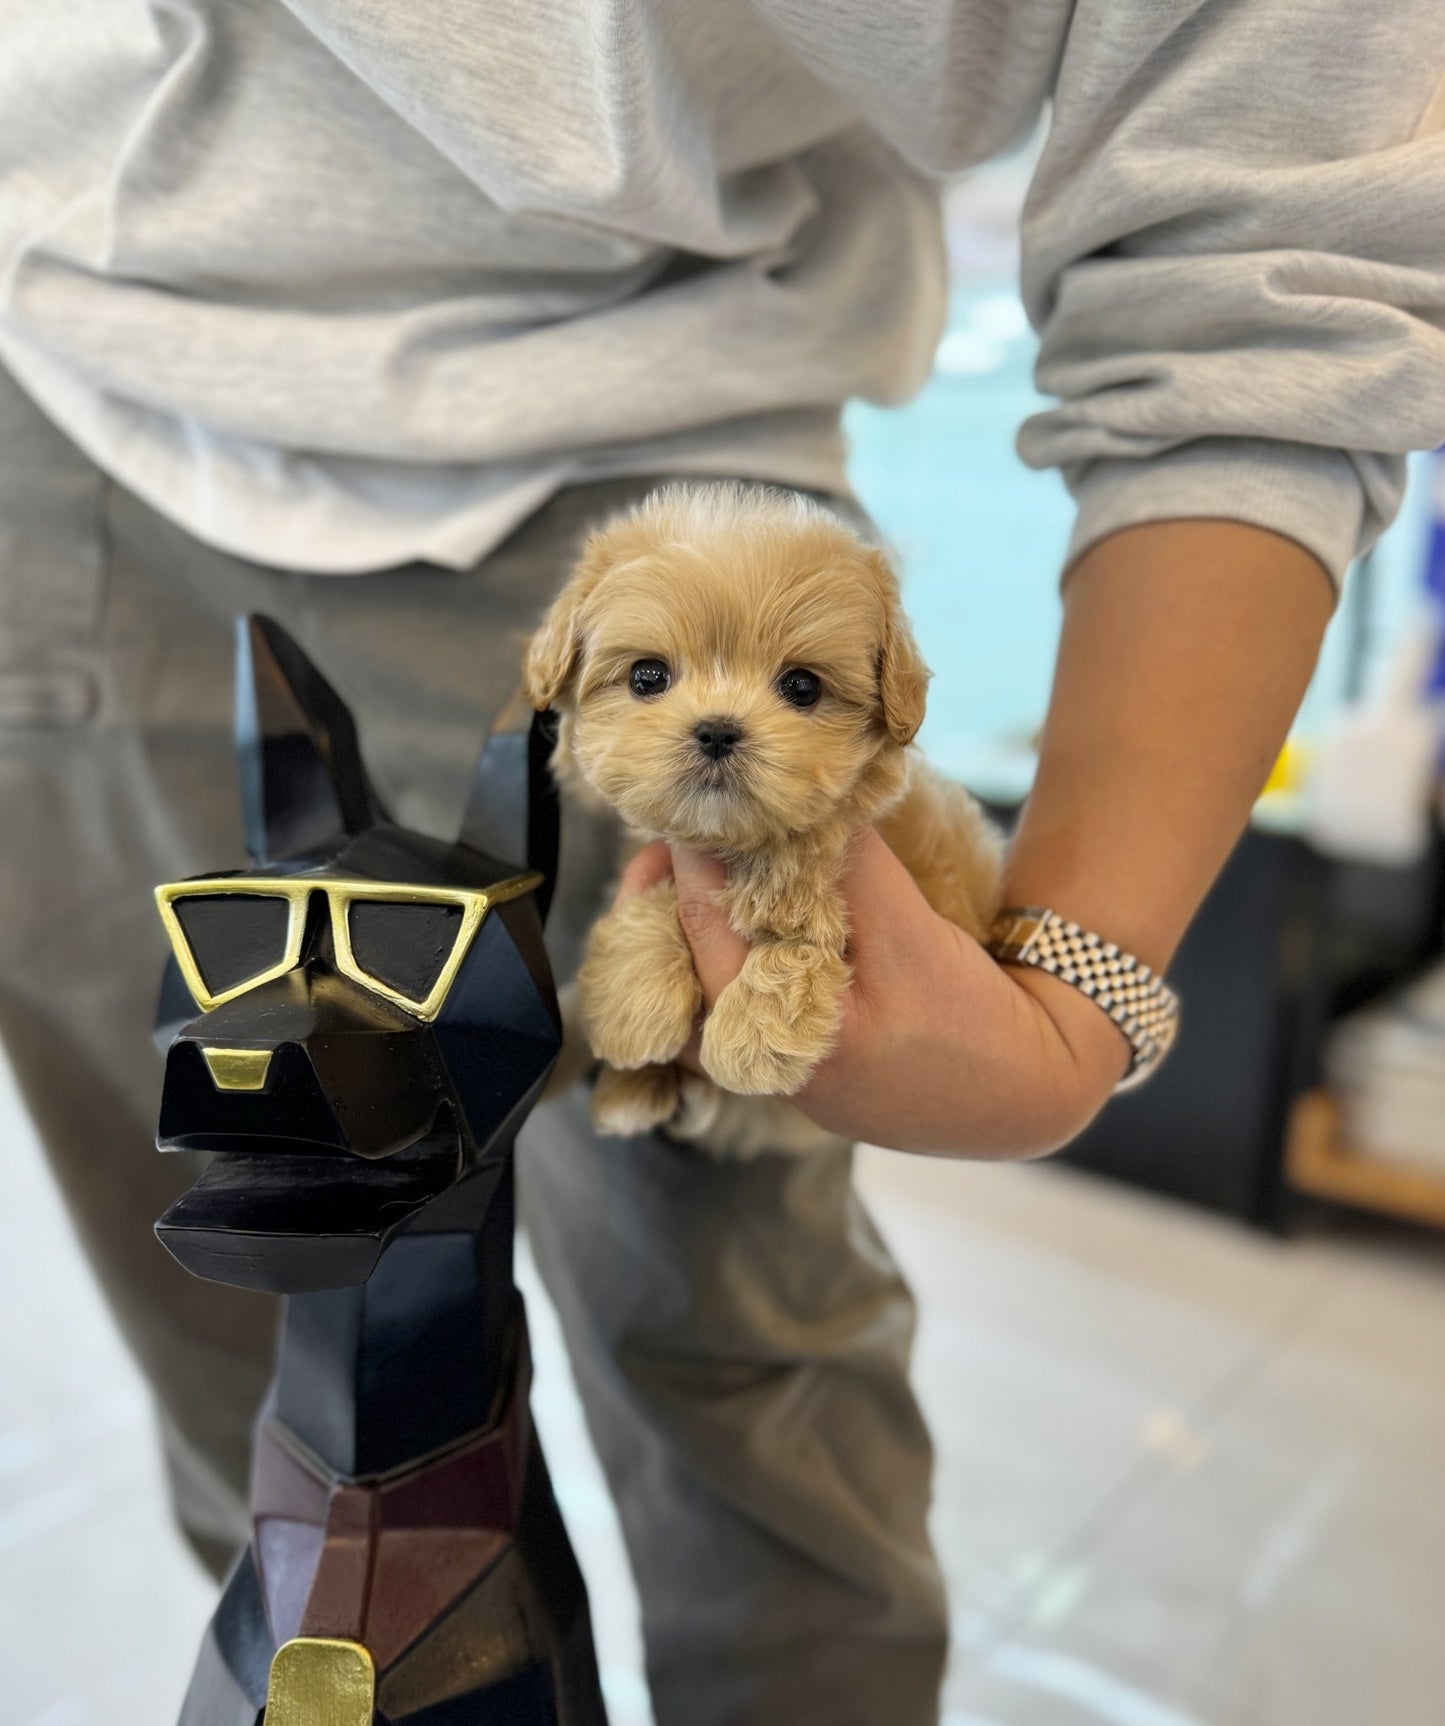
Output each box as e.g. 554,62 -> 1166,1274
987,906 -> 1180,1092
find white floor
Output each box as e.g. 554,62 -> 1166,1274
3,1057 -> 1444,1726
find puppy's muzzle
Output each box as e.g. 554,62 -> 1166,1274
694,717 -> 744,762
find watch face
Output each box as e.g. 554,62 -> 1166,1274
989,909 -> 1047,962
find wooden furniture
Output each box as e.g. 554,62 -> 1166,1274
1054,820 -> 1445,1230
1286,1088 -> 1445,1231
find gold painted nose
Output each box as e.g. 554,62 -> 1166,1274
200,1046 -> 273,1092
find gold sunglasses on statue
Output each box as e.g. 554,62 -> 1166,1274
155,873 -> 541,1023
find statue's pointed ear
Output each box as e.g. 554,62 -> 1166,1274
236,615 -> 386,864
459,689 -> 560,923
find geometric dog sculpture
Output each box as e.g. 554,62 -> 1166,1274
151,616 -> 608,1725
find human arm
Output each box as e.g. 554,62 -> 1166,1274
622,5 -> 1443,1155
637,515 -> 1333,1156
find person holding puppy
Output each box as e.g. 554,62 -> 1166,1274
2,5 -> 1442,1725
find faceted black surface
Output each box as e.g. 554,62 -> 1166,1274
349,899 -> 464,1001
236,615 -> 386,865
174,894 -> 292,997
178,1549 -> 271,1726
155,616 -> 604,1725
394,1666 -> 558,1726
155,1137 -> 462,1293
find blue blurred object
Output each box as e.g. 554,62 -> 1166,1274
847,281 -> 1067,797
1423,449 -> 1445,703
847,279 -> 1433,809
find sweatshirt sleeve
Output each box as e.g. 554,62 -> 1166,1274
1016,4 -> 1445,587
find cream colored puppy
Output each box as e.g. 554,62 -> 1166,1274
524,484 -> 1002,1151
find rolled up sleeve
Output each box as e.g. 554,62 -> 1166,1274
1017,3 -> 1445,587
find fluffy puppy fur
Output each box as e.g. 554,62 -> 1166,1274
524,483 -> 1003,1153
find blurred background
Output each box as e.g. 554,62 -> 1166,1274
5,154 -> 1445,1726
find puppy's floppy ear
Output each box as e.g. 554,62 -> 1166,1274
523,524 -> 623,708
868,549 -> 930,745
523,581 -> 589,709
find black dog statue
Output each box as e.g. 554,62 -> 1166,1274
151,615 -> 607,1726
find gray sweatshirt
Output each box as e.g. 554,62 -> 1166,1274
2,1 -> 1442,581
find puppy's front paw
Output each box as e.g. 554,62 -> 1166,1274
579,882 -> 701,1070
591,1063 -> 681,1138
700,942 -> 848,1097
667,1070 -> 723,1142
591,1063 -> 724,1145
701,997 -> 816,1095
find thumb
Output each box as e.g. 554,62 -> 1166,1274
613,839 -> 674,904
670,846 -> 750,1008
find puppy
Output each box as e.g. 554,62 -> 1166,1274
523,483 -> 1003,1152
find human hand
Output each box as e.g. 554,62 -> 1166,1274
613,829 -> 1130,1157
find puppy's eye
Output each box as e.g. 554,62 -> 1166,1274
628,658 -> 671,698
776,668 -> 822,710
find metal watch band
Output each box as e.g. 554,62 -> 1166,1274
986,907 -> 1180,1092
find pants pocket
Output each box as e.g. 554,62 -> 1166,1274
0,362 -> 108,728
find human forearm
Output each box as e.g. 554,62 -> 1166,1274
1001,518 -> 1335,1091
1007,519 -> 1334,965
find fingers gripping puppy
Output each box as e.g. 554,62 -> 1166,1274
523,484 -> 1003,1150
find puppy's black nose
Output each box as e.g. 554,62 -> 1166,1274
694,718 -> 743,761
